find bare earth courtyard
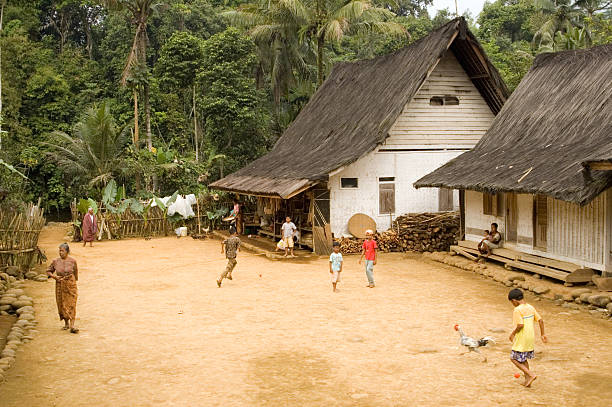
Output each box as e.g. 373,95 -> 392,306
1,224 -> 611,407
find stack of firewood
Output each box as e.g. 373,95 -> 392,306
337,212 -> 459,254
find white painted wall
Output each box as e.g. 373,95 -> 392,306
329,149 -> 463,235
464,190 -> 505,240
385,50 -> 496,149
464,190 -> 609,270
548,193 -> 607,267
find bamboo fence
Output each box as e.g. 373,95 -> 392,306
0,203 -> 46,269
70,196 -> 229,241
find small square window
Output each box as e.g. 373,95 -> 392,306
430,96 -> 444,106
340,178 -> 358,188
444,96 -> 459,105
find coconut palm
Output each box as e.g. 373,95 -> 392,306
574,0 -> 611,18
45,102 -> 129,188
533,0 -> 589,50
225,0 -> 314,107
100,1 -> 162,151
227,0 -> 408,89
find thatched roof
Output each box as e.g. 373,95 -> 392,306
210,17 -> 508,199
415,44 -> 612,205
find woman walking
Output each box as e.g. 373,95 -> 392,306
46,243 -> 79,333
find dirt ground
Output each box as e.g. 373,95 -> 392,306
1,224 -> 611,407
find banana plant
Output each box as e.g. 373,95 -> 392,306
206,208 -> 227,230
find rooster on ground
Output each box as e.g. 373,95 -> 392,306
454,324 -> 495,362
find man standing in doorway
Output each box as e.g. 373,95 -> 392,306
281,216 -> 297,258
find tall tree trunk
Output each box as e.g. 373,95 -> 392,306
193,84 -> 199,161
133,88 -> 141,191
0,0 -> 4,151
317,35 -> 324,87
133,89 -> 139,145
316,0 -> 325,87
144,83 -> 152,151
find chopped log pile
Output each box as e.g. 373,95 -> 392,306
337,212 -> 460,254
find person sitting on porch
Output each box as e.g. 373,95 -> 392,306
477,223 -> 501,259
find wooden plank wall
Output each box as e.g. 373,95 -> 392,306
548,194 -> 606,266
386,50 -> 495,148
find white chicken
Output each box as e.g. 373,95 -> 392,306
454,324 -> 495,362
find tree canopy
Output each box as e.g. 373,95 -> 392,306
0,0 -> 610,212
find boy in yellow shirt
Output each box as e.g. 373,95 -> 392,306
508,288 -> 547,387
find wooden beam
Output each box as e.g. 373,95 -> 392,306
470,73 -> 490,79
588,162 -> 612,171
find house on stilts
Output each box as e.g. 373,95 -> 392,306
210,17 -> 508,254
415,44 -> 612,282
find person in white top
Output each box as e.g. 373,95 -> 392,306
280,216 -> 297,258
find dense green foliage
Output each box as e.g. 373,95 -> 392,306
0,0 -> 610,213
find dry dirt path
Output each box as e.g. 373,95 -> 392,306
1,224 -> 611,407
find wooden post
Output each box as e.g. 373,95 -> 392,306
196,195 -> 201,234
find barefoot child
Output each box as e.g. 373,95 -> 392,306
329,242 -> 343,292
217,226 -> 241,287
508,288 -> 547,387
358,230 -> 377,288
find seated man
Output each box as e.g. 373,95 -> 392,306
477,222 -> 502,260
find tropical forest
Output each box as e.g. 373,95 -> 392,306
0,0 -> 611,217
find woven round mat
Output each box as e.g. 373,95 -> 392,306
348,213 -> 376,239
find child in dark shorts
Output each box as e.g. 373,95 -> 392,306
508,289 -> 548,387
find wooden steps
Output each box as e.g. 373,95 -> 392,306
450,241 -> 594,283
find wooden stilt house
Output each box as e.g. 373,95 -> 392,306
415,44 -> 612,280
210,17 -> 508,253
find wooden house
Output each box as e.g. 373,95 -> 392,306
210,18 -> 508,253
415,44 -> 612,280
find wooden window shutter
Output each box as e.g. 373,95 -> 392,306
438,188 -> 453,211
379,183 -> 395,214
495,193 -> 504,217
483,193 -> 493,215
534,195 -> 548,248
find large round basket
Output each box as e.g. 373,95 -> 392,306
348,213 -> 376,239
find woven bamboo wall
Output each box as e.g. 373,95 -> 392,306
0,204 -> 46,269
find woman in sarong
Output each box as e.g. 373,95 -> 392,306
46,243 -> 79,333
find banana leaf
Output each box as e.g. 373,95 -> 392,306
102,180 -> 118,206
87,198 -> 98,214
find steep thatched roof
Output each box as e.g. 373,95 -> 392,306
415,44 -> 612,205
210,17 -> 508,198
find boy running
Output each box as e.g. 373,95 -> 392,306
217,226 -> 241,287
329,242 -> 343,292
358,229 -> 377,288
508,288 -> 547,387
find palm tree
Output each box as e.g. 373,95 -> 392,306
225,0 -> 314,107
574,0 -> 611,18
305,0 -> 408,86
533,0 -> 589,50
227,0 -> 408,89
101,1 -> 161,152
45,102 -> 129,188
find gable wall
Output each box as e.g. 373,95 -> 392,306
328,149 -> 462,236
385,50 -> 495,149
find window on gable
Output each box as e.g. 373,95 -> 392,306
340,178 -> 358,188
429,95 -> 460,106
429,96 -> 444,106
444,96 -> 459,105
